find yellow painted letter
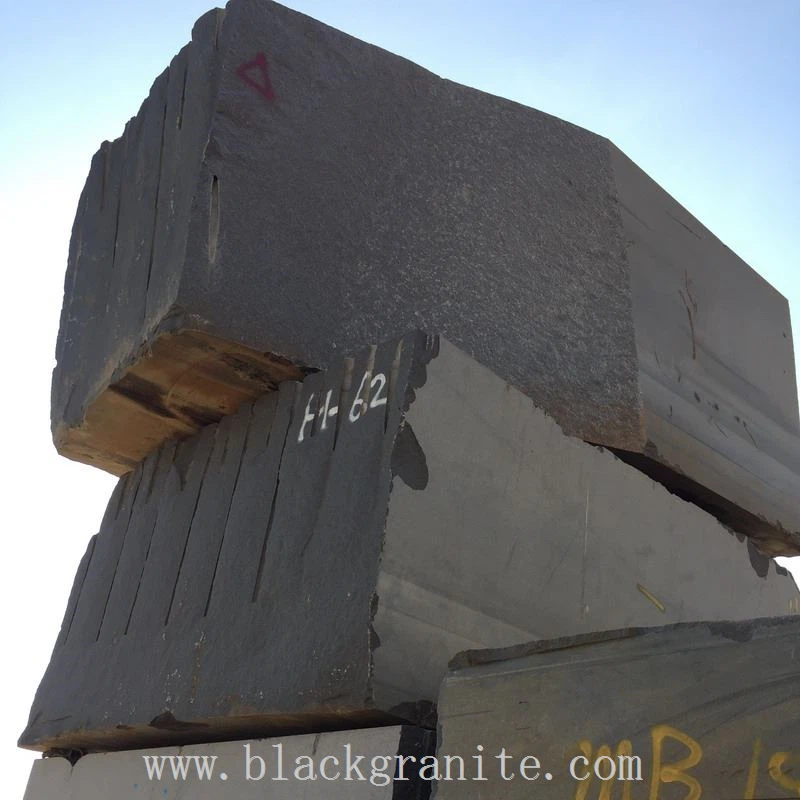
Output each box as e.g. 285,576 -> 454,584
649,724 -> 702,800
768,752 -> 800,797
574,740 -> 635,800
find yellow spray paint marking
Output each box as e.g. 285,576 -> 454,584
573,726 -> 798,800
574,741 -> 594,800
745,738 -> 762,799
649,724 -> 702,800
573,739 -> 636,800
637,583 -> 666,613
768,751 -> 800,796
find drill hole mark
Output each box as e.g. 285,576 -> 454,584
678,270 -> 699,360
208,174 -> 220,264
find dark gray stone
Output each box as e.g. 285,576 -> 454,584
435,616 -> 800,799
51,0 -> 800,552
24,334 -> 798,752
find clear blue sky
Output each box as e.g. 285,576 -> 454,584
1,1 -> 798,796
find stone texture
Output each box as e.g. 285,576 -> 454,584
24,334 -> 798,752
23,726 -> 433,799
612,149 -> 800,555
51,0 -> 800,552
435,616 -> 800,799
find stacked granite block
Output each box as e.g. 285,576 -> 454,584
51,0 -> 800,554
23,727 -> 433,799
435,617 -> 800,798
21,333 -> 797,753
21,0 -> 800,797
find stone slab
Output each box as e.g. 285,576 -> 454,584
434,616 -> 800,799
22,726 -> 433,799
23,333 -> 798,752
50,0 -> 800,552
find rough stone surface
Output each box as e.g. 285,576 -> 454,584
51,0 -> 800,550
25,334 -> 798,752
23,726 -> 433,799
435,617 -> 800,799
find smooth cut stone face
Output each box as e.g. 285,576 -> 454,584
23,726 -> 434,800
435,617 -> 800,800
23,334 -> 798,753
611,146 -> 800,554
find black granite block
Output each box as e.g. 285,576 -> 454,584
25,333 -> 798,752
50,0 -> 800,552
436,616 -> 800,799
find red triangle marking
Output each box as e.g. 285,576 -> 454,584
236,52 -> 276,103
